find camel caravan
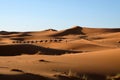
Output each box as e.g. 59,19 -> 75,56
12,39 -> 65,44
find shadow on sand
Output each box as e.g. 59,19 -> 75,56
0,73 -> 52,80
0,44 -> 81,56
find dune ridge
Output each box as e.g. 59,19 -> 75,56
0,26 -> 120,80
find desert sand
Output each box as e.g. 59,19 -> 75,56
0,26 -> 120,80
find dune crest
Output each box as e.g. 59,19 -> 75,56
0,26 -> 120,80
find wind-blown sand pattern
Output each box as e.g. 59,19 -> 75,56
0,26 -> 120,80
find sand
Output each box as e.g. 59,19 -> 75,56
0,26 -> 120,80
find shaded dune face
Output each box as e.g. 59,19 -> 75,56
0,26 -> 120,80
45,29 -> 57,32
17,32 -> 31,37
0,31 -> 20,35
82,27 -> 120,35
0,44 -> 81,56
0,73 -> 53,80
51,26 -> 120,37
0,73 -> 106,80
52,26 -> 85,36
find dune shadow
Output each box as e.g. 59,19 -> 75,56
18,32 -> 31,37
11,69 -> 24,73
0,31 -> 20,35
55,73 -> 106,80
55,75 -> 80,80
0,73 -> 53,80
52,26 -> 85,36
0,44 -> 82,56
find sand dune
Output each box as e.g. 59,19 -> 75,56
0,48 -> 120,80
0,26 -> 120,80
0,31 -> 20,35
50,26 -> 120,37
0,44 -> 81,56
51,26 -> 84,36
82,27 -> 120,35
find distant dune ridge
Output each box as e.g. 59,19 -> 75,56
51,26 -> 85,36
0,26 -> 120,80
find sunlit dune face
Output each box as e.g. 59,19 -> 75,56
0,27 -> 120,80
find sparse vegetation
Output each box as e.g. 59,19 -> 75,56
82,74 -> 88,80
67,69 -> 79,78
106,73 -> 120,80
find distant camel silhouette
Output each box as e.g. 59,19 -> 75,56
36,41 -> 39,43
54,39 -> 57,42
58,39 -> 62,42
45,40 -> 48,43
40,40 -> 43,43
12,41 -> 16,43
23,41 -> 26,43
65,40 -> 67,43
49,40 -> 53,42
31,41 -> 34,43
16,41 -> 20,43
12,39 -> 65,44
26,41 -> 30,43
117,41 -> 120,43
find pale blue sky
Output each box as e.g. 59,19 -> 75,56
0,0 -> 120,31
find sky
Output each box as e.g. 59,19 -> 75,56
0,0 -> 120,31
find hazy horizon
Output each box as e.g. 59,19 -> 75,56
0,0 -> 120,31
